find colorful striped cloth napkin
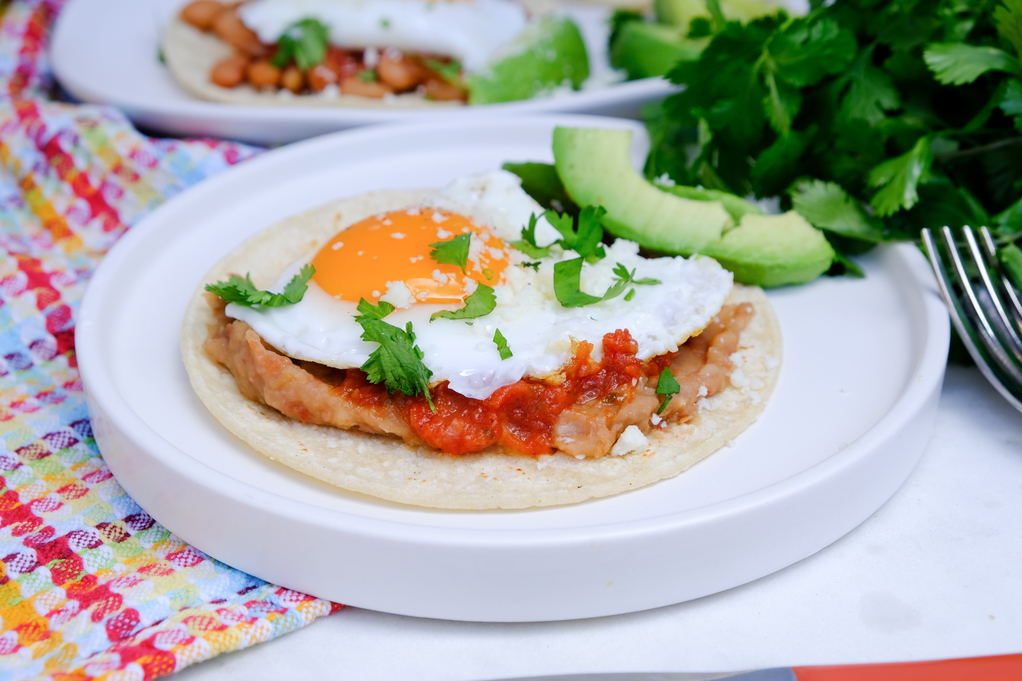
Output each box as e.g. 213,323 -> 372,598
0,1 -> 342,679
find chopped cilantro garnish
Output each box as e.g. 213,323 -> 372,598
429,233 -> 470,272
493,329 -> 512,360
205,264 -> 314,308
624,288 -> 636,301
553,259 -> 657,309
614,262 -> 661,287
546,205 -> 606,262
655,368 -> 681,415
511,214 -> 551,259
355,299 -> 434,410
380,17 -> 391,28
356,297 -> 395,320
430,284 -> 496,321
273,18 -> 328,71
358,69 -> 379,82
520,261 -> 541,271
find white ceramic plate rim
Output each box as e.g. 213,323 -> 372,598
76,114 -> 950,547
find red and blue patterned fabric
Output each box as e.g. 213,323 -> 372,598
0,2 -> 341,679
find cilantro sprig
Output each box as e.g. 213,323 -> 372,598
553,260 -> 659,308
273,18 -> 329,71
656,368 -> 681,416
429,233 -> 471,272
354,298 -> 434,410
430,284 -> 496,321
511,214 -> 551,259
206,265 -> 314,308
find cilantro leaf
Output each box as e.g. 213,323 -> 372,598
273,18 -> 329,71
656,368 -> 681,415
768,17 -> 857,89
613,262 -> 660,286
511,214 -> 551,259
838,48 -> 901,126
430,284 -> 496,321
546,205 -> 607,262
867,136 -> 933,217
995,0 -> 1022,59
553,258 -> 602,308
429,233 -> 471,273
923,43 -> 1021,86
493,329 -> 513,360
830,252 -> 865,278
791,180 -> 886,242
356,297 -> 395,320
502,163 -> 578,216
355,307 -> 434,410
999,243 -> 1022,290
553,259 -> 652,308
206,264 -> 315,308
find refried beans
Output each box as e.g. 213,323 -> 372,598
203,293 -> 754,459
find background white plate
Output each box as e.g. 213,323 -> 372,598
76,115 -> 949,622
51,0 -> 676,145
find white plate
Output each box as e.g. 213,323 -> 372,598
51,0 -> 676,145
76,115 -> 949,622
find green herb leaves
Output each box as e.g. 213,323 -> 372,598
429,233 -> 470,272
273,18 -> 329,71
430,284 -> 496,321
511,214 -> 551,259
493,329 -> 513,360
206,265 -> 314,308
547,206 -> 607,262
354,298 -> 434,410
655,368 -> 681,415
553,260 -> 658,308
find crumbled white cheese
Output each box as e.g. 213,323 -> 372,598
611,425 -> 648,457
381,280 -> 414,308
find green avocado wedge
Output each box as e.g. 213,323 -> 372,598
553,127 -> 732,254
702,212 -> 836,288
552,127 -> 836,288
610,21 -> 706,80
468,16 -> 588,105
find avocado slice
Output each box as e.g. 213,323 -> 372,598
553,127 -> 732,254
702,212 -> 836,288
659,183 -> 764,223
468,16 -> 589,105
609,21 -> 706,80
655,0 -> 786,27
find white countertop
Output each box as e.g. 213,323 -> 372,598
175,365 -> 1022,680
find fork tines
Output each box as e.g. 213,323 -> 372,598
922,225 -> 1022,411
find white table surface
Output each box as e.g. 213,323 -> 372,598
174,364 -> 1022,680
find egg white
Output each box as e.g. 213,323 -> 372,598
225,170 -> 734,400
238,0 -> 528,72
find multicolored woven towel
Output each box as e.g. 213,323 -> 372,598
0,2 -> 341,679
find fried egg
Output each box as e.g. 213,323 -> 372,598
238,0 -> 528,72
225,170 -> 734,400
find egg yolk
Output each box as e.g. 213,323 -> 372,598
311,208 -> 509,305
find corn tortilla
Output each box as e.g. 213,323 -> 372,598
180,189 -> 782,509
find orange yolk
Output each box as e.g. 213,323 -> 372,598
311,208 -> 509,305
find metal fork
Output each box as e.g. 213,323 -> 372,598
922,225 -> 1022,412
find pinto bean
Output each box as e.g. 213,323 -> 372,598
340,74 -> 394,98
212,8 -> 265,57
423,78 -> 466,102
281,65 -> 304,93
180,0 -> 225,30
210,55 -> 249,88
247,59 -> 281,89
307,64 -> 338,92
376,51 -> 429,91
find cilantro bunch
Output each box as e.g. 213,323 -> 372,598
646,0 -> 1022,278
